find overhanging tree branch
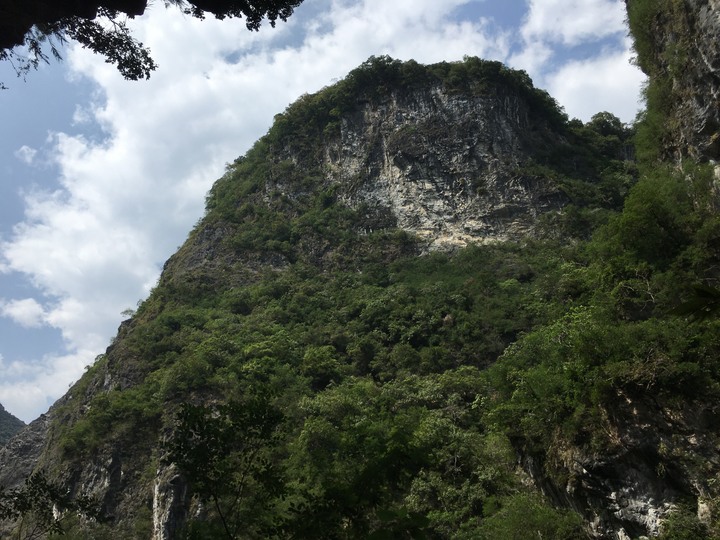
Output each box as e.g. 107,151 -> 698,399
0,0 -> 304,83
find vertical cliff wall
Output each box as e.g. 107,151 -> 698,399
627,0 -> 720,162
324,87 -> 567,248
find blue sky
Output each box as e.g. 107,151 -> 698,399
0,0 -> 645,422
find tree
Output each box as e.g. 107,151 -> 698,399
0,0 -> 304,85
165,398 -> 285,539
0,471 -> 103,539
587,111 -> 626,139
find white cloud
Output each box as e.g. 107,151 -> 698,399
14,145 -> 38,165
0,298 -> 46,328
0,349 -> 95,422
505,0 -> 643,122
508,39 -> 553,76
545,40 -> 646,122
0,383 -> 47,424
71,105 -> 93,126
521,0 -> 626,45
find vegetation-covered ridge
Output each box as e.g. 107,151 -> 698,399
0,404 -> 24,446
260,55 -> 569,153
3,42 -> 720,540
205,55 -> 636,250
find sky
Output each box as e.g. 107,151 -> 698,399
0,0 -> 645,423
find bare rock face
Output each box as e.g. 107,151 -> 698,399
528,391 -> 720,539
323,86 -> 566,250
0,403 -> 25,446
0,412 -> 49,487
152,463 -> 188,540
628,0 -> 720,162
672,0 -> 720,162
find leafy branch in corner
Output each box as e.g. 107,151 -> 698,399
0,0 -> 304,86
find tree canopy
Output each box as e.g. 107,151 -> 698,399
0,0 -> 304,84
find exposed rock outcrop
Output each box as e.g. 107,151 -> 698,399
0,403 -> 25,446
152,463 -> 188,540
672,0 -> 720,162
628,0 -> 720,162
324,86 -> 566,249
0,410 -> 48,486
524,391 -> 720,539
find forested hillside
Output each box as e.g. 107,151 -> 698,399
1,1 -> 720,538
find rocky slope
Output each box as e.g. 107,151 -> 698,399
523,385 -> 720,539
0,403 -> 25,446
627,0 -> 720,163
321,84 -> 567,248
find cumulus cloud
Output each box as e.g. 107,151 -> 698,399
0,348 -> 97,422
508,39 -> 554,76
544,40 -> 646,122
506,0 -> 642,122
0,298 -> 46,328
521,0 -> 626,45
14,145 -> 38,165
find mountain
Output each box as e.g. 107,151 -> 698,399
0,403 -> 24,446
626,0 -> 720,163
2,2 -> 720,538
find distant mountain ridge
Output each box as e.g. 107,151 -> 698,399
0,403 -> 24,446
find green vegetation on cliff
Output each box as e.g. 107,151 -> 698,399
8,44 -> 720,539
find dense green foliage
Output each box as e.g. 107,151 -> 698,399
251,55 -> 568,160
22,51 -> 720,539
0,471 -> 102,539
